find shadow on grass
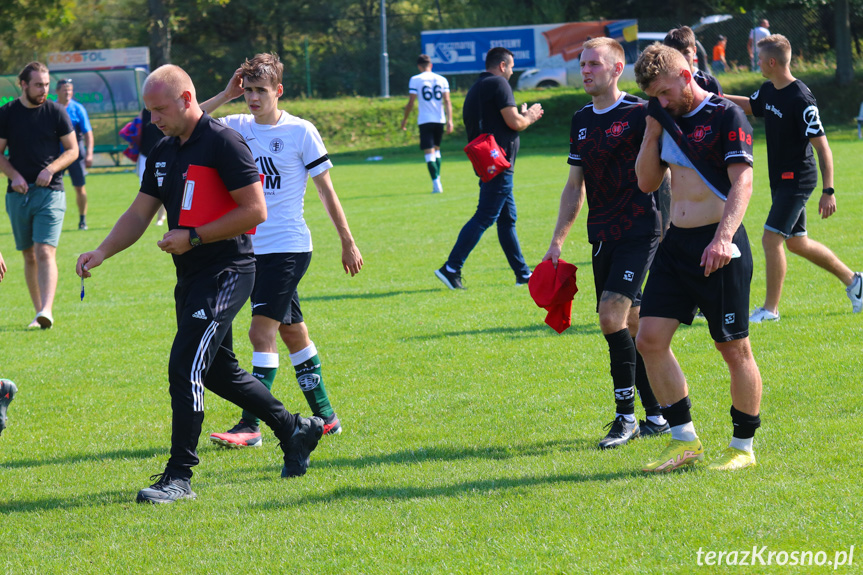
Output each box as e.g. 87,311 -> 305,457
0,325 -> 44,333
64,225 -> 113,233
0,489 -> 136,514
302,288 -> 441,302
316,438 -> 597,469
256,467 -> 646,508
0,446 -> 170,470
215,439 -> 598,485
405,321 -> 601,340
233,437 -> 649,507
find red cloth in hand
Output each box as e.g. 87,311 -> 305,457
528,259 -> 578,333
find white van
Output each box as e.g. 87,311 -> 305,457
516,16 -> 727,90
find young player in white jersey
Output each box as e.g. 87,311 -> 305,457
400,54 -> 453,193
201,53 -> 363,447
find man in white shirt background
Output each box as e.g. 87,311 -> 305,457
401,54 -> 454,194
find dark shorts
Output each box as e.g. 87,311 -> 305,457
65,142 -> 87,187
419,123 -> 444,150
5,186 -> 66,250
640,223 -> 752,342
764,187 -> 812,238
250,252 -> 312,324
590,235 -> 659,311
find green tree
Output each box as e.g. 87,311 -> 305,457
0,0 -> 75,71
0,0 -> 147,74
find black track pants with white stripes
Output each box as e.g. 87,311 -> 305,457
165,269 -> 297,479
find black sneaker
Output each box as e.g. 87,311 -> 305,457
639,418 -> 671,437
598,416 -> 640,449
136,472 -> 196,504
434,266 -> 465,290
515,272 -> 532,286
78,219 -> 88,231
321,413 -> 342,436
280,416 -> 324,478
0,379 -> 17,436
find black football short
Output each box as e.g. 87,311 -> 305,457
250,252 -> 312,324
590,235 -> 659,311
66,141 -> 87,187
418,123 -> 444,150
640,223 -> 752,342
765,187 -> 812,238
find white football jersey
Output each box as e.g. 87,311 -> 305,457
218,112 -> 333,254
408,71 -> 450,125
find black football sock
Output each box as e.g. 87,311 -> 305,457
605,328 -> 636,417
633,337 -> 662,417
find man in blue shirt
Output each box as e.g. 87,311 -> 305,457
56,78 -> 94,230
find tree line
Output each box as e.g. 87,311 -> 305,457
1,0 -> 860,98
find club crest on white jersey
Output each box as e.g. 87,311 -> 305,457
269,138 -> 285,153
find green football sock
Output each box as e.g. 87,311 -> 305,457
435,156 -> 441,175
426,161 -> 439,181
291,342 -> 334,418
242,352 -> 279,427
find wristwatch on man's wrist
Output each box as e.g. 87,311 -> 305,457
188,228 -> 202,247
823,187 -> 835,196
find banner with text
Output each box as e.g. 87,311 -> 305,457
48,47 -> 150,72
421,20 -> 638,74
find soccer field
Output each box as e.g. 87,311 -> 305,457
1,134 -> 862,573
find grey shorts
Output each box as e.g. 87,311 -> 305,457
765,187 -> 812,238
6,186 -> 66,250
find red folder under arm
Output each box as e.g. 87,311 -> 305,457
178,164 -> 261,234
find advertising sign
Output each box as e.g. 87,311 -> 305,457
421,20 -> 638,74
47,47 -> 150,72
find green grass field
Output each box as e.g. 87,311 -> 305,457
1,127 -> 862,573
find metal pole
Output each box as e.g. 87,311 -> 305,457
305,37 -> 312,98
380,0 -> 389,97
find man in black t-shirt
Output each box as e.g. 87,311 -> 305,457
76,65 -> 324,504
634,44 -> 763,473
542,38 -> 666,450
0,61 -> 78,330
137,108 -> 168,226
726,34 -> 862,321
435,47 -> 543,289
663,27 -> 723,96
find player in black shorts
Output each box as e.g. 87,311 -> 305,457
726,34 -> 862,322
401,55 -> 454,194
543,38 -> 667,450
77,65 -> 324,504
634,44 -> 764,473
